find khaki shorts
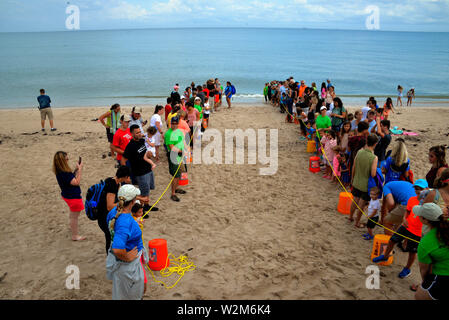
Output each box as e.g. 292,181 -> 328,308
385,204 -> 406,224
40,108 -> 54,121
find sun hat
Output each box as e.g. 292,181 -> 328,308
118,184 -> 141,202
133,106 -> 143,114
122,114 -> 132,122
412,203 -> 443,222
413,179 -> 428,189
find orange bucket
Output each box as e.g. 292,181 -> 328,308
337,192 -> 353,215
178,172 -> 189,186
307,140 -> 316,153
148,239 -> 170,271
309,156 -> 320,173
371,234 -> 394,266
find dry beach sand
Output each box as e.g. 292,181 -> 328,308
0,103 -> 448,300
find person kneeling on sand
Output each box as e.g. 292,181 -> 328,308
372,179 -> 429,279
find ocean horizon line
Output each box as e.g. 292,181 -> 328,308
2,26 -> 449,34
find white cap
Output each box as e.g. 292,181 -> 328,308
122,114 -> 132,122
132,106 -> 143,114
181,95 -> 185,99
320,106 -> 327,111
118,184 -> 141,202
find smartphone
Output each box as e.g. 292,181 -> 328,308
78,156 -> 82,164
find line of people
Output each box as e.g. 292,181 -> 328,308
267,77 -> 449,300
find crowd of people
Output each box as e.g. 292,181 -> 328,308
264,78 -> 449,300
52,78 -> 236,300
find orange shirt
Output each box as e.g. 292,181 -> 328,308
405,196 -> 422,237
299,85 -> 306,98
178,119 -> 190,135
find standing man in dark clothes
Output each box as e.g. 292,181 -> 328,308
121,124 -> 159,213
37,89 -> 56,132
170,84 -> 181,104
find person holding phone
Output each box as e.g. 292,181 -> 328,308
52,151 -> 86,241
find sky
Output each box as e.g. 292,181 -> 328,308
1,0 -> 449,32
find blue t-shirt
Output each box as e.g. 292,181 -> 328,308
107,206 -> 143,252
56,172 -> 81,199
382,157 -> 410,184
383,181 -> 415,205
37,95 -> 51,109
225,86 -> 233,98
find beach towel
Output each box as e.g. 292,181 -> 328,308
390,126 -> 403,135
106,246 -> 149,300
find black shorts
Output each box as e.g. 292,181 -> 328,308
167,152 -> 182,178
106,128 -> 114,143
203,113 -> 209,119
421,274 -> 449,300
390,225 -> 421,253
366,216 -> 379,229
352,187 -> 370,202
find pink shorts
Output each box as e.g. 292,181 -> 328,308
62,197 -> 84,212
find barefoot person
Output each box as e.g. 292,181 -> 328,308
98,103 -> 121,157
53,151 -> 86,241
106,184 -> 149,300
37,89 -> 56,132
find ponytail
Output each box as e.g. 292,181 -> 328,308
436,216 -> 449,248
108,196 -> 133,240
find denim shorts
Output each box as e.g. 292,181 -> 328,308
135,171 -> 155,196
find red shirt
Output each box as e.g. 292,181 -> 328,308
112,128 -> 132,161
164,104 -> 172,121
405,196 -> 422,237
202,88 -> 210,98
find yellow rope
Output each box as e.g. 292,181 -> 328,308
139,123 -> 198,289
284,104 -> 420,244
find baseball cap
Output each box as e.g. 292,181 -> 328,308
133,106 -> 143,114
412,203 -> 443,222
171,116 -> 179,123
413,179 -> 428,189
320,106 -> 327,111
181,95 -> 185,100
122,114 -> 132,122
118,184 -> 141,202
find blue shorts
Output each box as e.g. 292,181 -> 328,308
135,171 -> 155,197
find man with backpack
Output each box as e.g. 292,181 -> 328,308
92,166 -> 132,254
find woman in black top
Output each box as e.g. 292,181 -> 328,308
98,166 -> 131,253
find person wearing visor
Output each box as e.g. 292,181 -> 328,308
164,116 -> 187,202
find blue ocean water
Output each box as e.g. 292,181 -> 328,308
0,28 -> 449,108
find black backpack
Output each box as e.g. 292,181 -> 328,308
84,180 -> 106,220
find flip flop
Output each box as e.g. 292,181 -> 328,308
175,189 -> 186,194
170,195 -> 180,202
410,284 -> 418,292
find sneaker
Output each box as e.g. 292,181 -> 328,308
51,128 -> 57,131
41,128 -> 45,132
372,254 -> 389,263
399,268 -> 411,279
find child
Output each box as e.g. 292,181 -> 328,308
339,121 -> 351,153
339,152 -> 351,188
397,85 -> 403,107
363,187 -> 381,240
144,129 -> 157,170
203,97 -> 210,129
332,146 -> 342,183
306,120 -> 316,141
320,129 -> 337,180
130,201 -> 148,294
347,113 -> 354,123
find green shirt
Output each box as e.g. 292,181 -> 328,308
194,104 -> 203,120
418,228 -> 449,276
352,148 -> 375,192
164,128 -> 185,163
315,115 -> 331,139
331,106 -> 346,127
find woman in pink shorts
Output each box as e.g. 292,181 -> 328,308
53,151 -> 86,241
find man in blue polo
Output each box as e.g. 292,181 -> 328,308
37,88 -> 56,132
